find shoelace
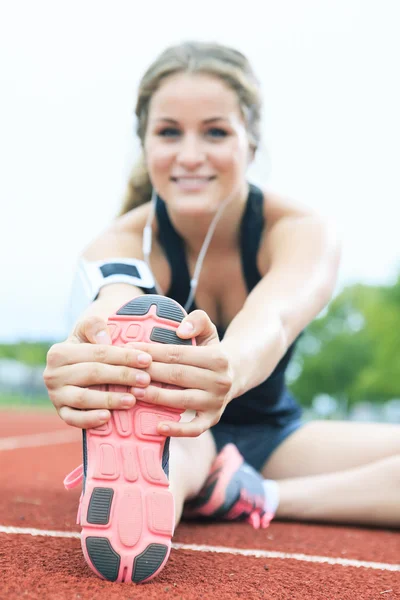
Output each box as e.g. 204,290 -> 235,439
248,510 -> 274,530
244,490 -> 273,530
225,489 -> 273,530
63,464 -> 84,525
63,464 -> 83,490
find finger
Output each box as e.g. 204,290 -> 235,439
126,342 -> 219,370
176,310 -> 219,345
131,384 -> 210,412
46,342 -> 152,370
58,405 -> 111,429
53,362 -> 151,389
68,315 -> 112,345
158,413 -> 212,438
56,385 -> 136,411
146,361 -> 215,390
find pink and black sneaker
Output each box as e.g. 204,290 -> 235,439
183,443 -> 273,530
64,295 -> 195,583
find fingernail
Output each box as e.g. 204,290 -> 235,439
132,387 -> 145,398
159,424 -> 170,433
137,353 -> 151,365
99,410 -> 109,421
136,373 -> 150,385
94,330 -> 112,344
121,394 -> 135,407
178,321 -> 194,334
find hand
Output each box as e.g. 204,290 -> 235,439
128,310 -> 234,437
43,315 -> 153,429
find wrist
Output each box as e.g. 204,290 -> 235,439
73,286 -> 143,329
220,316 -> 288,400
220,342 -> 246,401
97,283 -> 143,305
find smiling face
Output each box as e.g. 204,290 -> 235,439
143,73 -> 253,216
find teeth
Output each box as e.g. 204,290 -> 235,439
176,178 -> 210,183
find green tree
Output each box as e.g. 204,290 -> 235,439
0,341 -> 53,366
289,274 -> 400,406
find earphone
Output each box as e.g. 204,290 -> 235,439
142,189 -> 234,312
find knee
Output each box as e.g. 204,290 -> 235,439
170,429 -> 216,461
372,453 -> 400,487
384,453 -> 400,474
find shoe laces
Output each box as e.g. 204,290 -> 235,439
248,510 -> 274,530
235,489 -> 273,530
64,464 -> 83,490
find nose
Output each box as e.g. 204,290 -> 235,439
176,133 -> 205,169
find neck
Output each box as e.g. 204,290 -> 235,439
166,181 -> 249,256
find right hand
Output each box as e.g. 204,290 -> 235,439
43,315 -> 153,429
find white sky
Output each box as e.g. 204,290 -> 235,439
1,0 -> 399,341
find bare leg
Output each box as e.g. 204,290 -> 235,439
168,429 -> 217,526
263,421 -> 400,479
276,454 -> 400,527
261,421 -> 400,527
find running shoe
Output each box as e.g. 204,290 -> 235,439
183,443 -> 273,529
63,295 -> 195,583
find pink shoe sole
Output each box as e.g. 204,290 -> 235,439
80,295 -> 195,583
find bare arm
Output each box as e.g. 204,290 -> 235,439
74,207 -> 155,324
221,211 -> 341,400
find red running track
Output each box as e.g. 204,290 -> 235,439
0,408 -> 399,599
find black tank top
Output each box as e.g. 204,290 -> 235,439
155,183 -> 302,425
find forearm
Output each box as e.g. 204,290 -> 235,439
221,216 -> 341,399
69,284 -> 143,334
220,300 -> 287,400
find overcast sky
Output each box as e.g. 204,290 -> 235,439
1,0 -> 399,341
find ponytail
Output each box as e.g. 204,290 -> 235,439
118,153 -> 152,216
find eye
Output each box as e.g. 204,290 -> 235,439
207,128 -> 228,138
158,127 -> 181,137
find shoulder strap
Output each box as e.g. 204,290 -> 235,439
155,196 -> 193,308
240,183 -> 265,291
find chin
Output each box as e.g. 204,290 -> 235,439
167,190 -> 222,216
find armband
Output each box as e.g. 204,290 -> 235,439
67,257 -> 156,325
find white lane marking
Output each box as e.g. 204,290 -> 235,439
0,430 -> 80,451
0,526 -> 80,538
173,542 -> 400,571
0,526 -> 398,572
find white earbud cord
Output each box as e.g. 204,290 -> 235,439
142,189 -> 233,313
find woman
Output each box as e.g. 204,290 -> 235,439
44,42 -> 400,584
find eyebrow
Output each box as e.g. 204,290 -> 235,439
155,117 -> 229,124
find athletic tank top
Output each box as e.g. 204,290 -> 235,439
155,183 -> 302,425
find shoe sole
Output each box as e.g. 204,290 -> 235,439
80,295 -> 195,583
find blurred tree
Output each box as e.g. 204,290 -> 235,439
289,274 -> 400,406
0,341 -> 52,366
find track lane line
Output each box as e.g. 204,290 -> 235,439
0,430 -> 80,451
0,525 -> 399,571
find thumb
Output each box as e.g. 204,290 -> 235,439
68,315 -> 112,345
176,310 -> 219,346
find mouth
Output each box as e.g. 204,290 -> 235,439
170,176 -> 216,183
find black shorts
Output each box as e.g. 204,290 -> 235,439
210,415 -> 303,472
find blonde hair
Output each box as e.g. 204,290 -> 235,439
119,41 -> 262,216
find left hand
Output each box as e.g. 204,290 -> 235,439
128,310 -> 234,437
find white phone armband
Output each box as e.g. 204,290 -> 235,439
67,257 -> 156,326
